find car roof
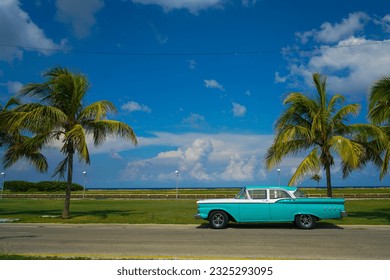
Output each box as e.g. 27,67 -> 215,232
245,186 -> 297,192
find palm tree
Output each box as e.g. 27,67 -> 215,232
3,67 -> 137,218
368,76 -> 390,179
265,73 -> 383,197
311,174 -> 321,188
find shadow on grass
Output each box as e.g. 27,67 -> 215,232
347,208 -> 390,223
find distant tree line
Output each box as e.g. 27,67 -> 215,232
4,180 -> 83,192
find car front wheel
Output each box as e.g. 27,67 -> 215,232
209,211 -> 229,229
295,214 -> 316,229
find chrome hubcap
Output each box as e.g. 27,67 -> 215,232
212,213 -> 224,226
300,215 -> 312,226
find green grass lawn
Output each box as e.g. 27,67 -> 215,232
0,198 -> 389,225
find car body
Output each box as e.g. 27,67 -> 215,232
195,186 -> 347,229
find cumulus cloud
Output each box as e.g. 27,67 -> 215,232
131,0 -> 224,15
281,12 -> 390,98
0,0 -> 67,62
55,0 -> 104,38
221,154 -> 259,181
293,37 -> 390,97
204,79 -> 225,91
296,12 -> 369,44
121,101 -> 152,113
232,102 -> 247,117
120,132 -> 274,184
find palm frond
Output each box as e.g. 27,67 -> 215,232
2,137 -> 48,173
65,124 -> 90,164
80,100 -> 117,121
288,148 -> 320,186
53,157 -> 68,179
265,138 -> 313,169
380,143 -> 390,179
332,103 -> 360,126
86,120 -> 137,146
369,76 -> 390,125
329,136 -> 365,169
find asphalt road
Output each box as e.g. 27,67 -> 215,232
0,223 -> 389,259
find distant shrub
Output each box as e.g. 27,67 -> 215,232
4,181 -> 35,192
4,181 -> 83,192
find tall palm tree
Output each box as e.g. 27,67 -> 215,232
368,76 -> 390,179
265,73 -> 383,197
3,67 -> 137,218
311,174 -> 321,188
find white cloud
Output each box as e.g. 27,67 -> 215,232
282,12 -> 390,98
221,154 -> 259,181
0,0 -> 67,62
204,79 -> 225,91
55,0 -> 104,38
241,0 -> 257,7
121,101 -> 152,113
298,37 -> 390,97
232,102 -> 247,117
0,81 -> 23,95
187,59 -> 197,70
149,22 -> 168,44
274,72 -> 287,84
120,132 -> 274,184
375,14 -> 390,33
131,0 -> 224,15
296,12 -> 369,44
109,149 -> 124,160
182,113 -> 207,128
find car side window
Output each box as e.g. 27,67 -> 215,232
235,188 -> 248,199
269,190 -> 291,199
248,189 -> 267,199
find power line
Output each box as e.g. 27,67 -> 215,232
0,40 -> 389,57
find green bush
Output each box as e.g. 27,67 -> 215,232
4,181 -> 35,192
4,180 -> 83,192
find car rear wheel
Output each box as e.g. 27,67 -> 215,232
209,211 -> 229,229
295,214 -> 316,229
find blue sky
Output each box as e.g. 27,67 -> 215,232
1,0 -> 390,188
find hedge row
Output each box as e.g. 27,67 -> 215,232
3,180 -> 84,192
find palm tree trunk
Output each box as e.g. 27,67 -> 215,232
325,164 -> 332,197
62,152 -> 74,219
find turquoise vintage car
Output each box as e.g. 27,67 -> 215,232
195,186 -> 347,229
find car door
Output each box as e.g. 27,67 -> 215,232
268,189 -> 296,221
238,189 -> 271,222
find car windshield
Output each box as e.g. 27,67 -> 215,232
294,189 -> 307,198
235,188 -> 247,199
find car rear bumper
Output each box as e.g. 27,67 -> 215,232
341,211 -> 348,218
